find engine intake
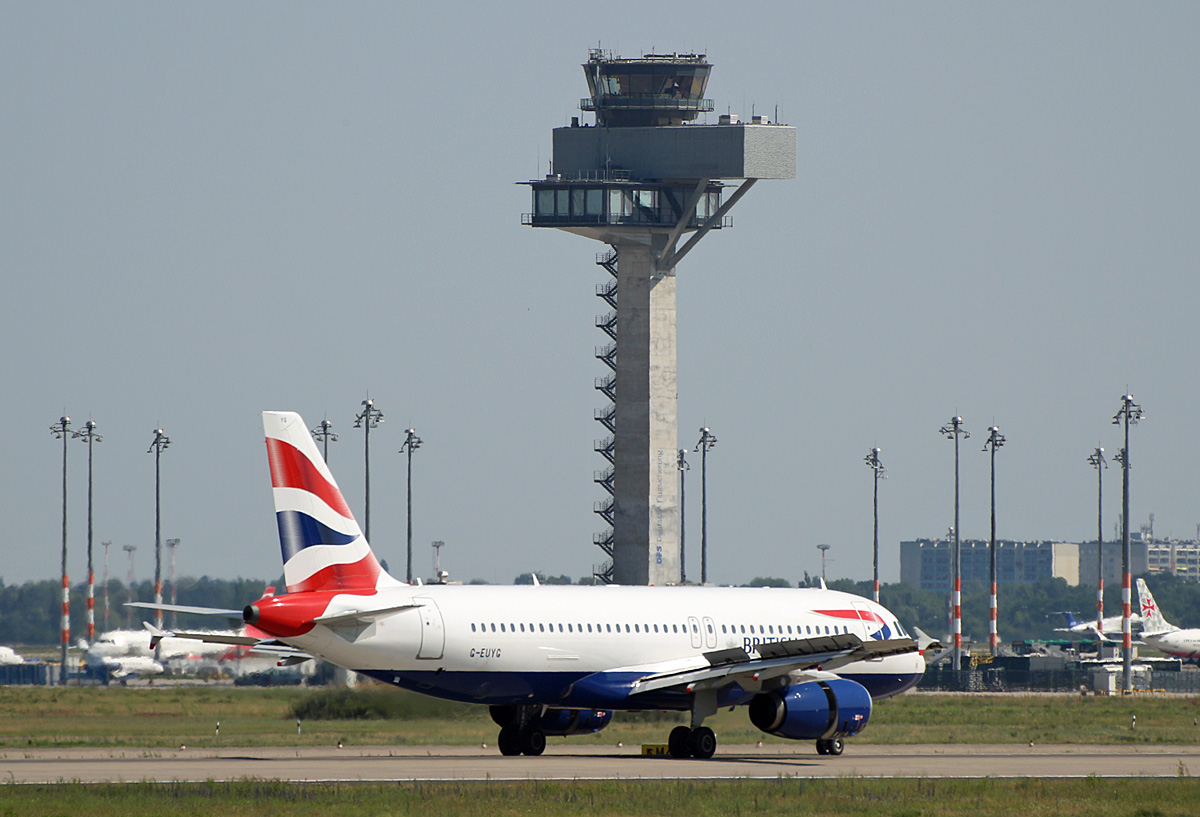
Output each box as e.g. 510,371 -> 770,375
749,679 -> 872,740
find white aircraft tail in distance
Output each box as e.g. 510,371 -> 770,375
137,411 -> 923,759
1051,611 -> 1138,638
1137,579 -> 1200,661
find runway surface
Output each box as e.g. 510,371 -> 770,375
4,744 -> 1200,783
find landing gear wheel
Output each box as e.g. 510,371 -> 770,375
497,726 -> 522,756
689,726 -> 717,759
519,728 -> 546,756
668,726 -> 692,758
827,737 -> 844,756
816,739 -> 829,755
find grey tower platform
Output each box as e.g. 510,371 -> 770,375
524,51 -> 794,585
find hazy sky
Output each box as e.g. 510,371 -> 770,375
4,3 -> 1198,589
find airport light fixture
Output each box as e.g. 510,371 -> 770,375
73,419 -> 102,641
49,415 -> 71,684
863,447 -> 886,603
311,417 -> 338,463
1087,447 -> 1107,633
939,415 -> 970,670
678,449 -> 690,584
400,428 -> 423,583
695,427 -> 718,584
817,543 -> 831,582
1112,394 -> 1145,692
982,426 -> 1006,657
353,398 -> 384,543
147,428 -> 171,631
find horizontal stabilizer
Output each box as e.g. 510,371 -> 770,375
127,601 -> 244,618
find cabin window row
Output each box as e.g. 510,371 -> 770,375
467,621 -> 854,637
470,621 -> 696,634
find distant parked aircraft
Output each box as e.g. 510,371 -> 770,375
1137,579 -> 1200,661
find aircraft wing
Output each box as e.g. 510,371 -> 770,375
629,635 -> 919,696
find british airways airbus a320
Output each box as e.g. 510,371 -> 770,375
137,411 -> 923,758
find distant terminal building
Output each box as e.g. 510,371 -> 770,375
900,539 -> 1080,593
902,535 -> 1200,592
1145,539 -> 1200,581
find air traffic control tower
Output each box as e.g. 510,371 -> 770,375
523,50 -> 794,585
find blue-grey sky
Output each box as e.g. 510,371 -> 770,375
3,3 -> 1198,589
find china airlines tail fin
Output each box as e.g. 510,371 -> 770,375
263,411 -> 402,594
1136,578 -> 1176,636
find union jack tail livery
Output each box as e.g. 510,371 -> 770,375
264,411 -> 401,594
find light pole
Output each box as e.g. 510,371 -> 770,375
147,428 -> 171,631
400,428 -> 422,583
1087,447 -> 1108,634
678,449 -> 690,584
166,538 -> 180,629
123,544 -> 136,627
817,543 -> 831,582
864,448 -> 886,603
311,418 -> 338,463
939,415 -> 970,671
101,540 -> 111,631
1113,394 -> 1145,692
353,399 -> 384,543
695,427 -> 718,584
74,420 -> 102,642
982,425 -> 1006,657
49,415 -> 71,684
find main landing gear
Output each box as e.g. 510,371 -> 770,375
668,725 -> 717,759
815,737 -> 844,756
491,705 -> 546,756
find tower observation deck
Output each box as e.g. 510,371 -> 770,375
523,50 -> 795,585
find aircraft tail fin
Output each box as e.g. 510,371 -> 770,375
263,411 -> 401,594
1136,578 -> 1176,635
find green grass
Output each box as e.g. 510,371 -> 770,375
2,779 -> 1200,817
3,686 -> 1200,749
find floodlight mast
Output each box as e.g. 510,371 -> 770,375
311,417 -> 338,463
863,448 -> 886,603
400,428 -> 423,583
49,415 -> 71,685
74,420 -> 102,641
695,427 -> 718,585
353,398 -> 384,543
1112,394 -> 1145,693
147,428 -> 171,631
678,449 -> 690,584
939,416 -> 970,670
982,426 -> 1006,657
1087,447 -> 1108,633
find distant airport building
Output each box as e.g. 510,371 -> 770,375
900,538 -> 1081,593
1077,538 -> 1150,587
901,535 -> 1200,591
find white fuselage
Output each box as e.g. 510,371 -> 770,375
1143,629 -> 1200,661
275,583 -> 923,709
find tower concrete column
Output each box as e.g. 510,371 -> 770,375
613,236 -> 679,585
